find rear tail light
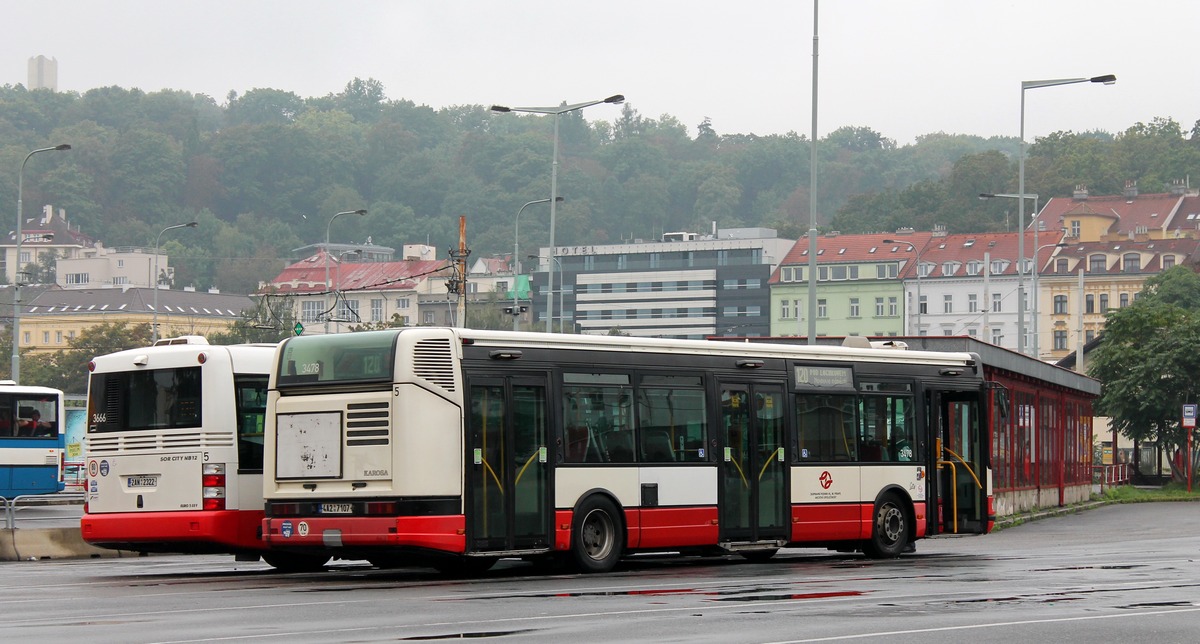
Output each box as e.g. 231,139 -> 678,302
203,463 -> 226,511
366,501 -> 397,515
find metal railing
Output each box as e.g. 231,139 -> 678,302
1092,463 -> 1132,493
1,493 -> 85,529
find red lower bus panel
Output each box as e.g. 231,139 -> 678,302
81,510 -> 265,551
791,503 -> 864,542
635,506 -> 719,549
261,515 -> 466,554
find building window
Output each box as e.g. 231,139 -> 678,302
781,300 -> 791,319
1086,330 -> 1096,343
424,311 -> 435,325
395,297 -> 410,309
649,253 -> 661,268
1123,253 -> 1140,273
1120,293 -> 1129,307
1099,293 -> 1109,311
43,331 -> 50,343
968,293 -> 978,313
584,256 -> 596,271
1089,255 -> 1107,273
301,300 -> 323,323
65,272 -> 89,285
888,297 -> 897,317
849,298 -> 860,318
113,276 -> 128,285
918,294 -> 927,315
717,250 -> 729,266
616,254 -> 627,269
117,259 -> 125,268
991,328 -> 1003,345
1053,294 -> 1068,314
1085,294 -> 1095,314
338,299 -> 359,322
876,263 -> 897,278
1054,330 -> 1069,350
943,294 -> 953,313
1056,258 -> 1068,273
817,299 -> 827,318
875,297 -> 885,317
781,266 -> 794,282
55,331 -> 62,343
1163,255 -> 1176,270
992,293 -> 1002,313
370,299 -> 384,322
1070,220 -> 1081,238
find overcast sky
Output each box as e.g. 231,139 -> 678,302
8,1 -> 1198,144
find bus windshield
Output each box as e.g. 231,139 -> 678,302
276,331 -> 398,387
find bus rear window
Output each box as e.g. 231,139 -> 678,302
276,331 -> 398,387
89,367 -> 202,432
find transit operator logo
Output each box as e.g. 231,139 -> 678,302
819,470 -> 833,489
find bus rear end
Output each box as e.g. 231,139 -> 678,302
80,340 -> 273,556
262,329 -> 469,569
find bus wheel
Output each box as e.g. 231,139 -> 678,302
571,495 -> 624,573
863,494 -> 909,559
432,555 -> 498,577
739,548 -> 779,563
262,552 -> 330,572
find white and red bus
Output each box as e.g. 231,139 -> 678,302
81,337 -> 311,570
262,328 -> 993,573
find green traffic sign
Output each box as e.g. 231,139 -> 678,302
294,322 -> 304,335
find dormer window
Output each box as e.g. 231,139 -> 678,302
966,260 -> 982,275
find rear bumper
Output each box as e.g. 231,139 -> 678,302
262,515 -> 465,554
81,510 -> 265,552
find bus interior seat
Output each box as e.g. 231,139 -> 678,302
604,430 -> 634,463
643,430 -> 675,462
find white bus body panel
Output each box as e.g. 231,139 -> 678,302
87,452 -> 204,512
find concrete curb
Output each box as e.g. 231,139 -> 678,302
0,527 -> 135,561
994,499 -> 1107,530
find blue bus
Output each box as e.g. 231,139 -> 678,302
0,382 -> 65,498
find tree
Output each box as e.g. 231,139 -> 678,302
209,292 -> 298,344
1090,267 -> 1200,481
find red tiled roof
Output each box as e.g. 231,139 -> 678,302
263,250 -> 452,294
1038,192 -> 1183,237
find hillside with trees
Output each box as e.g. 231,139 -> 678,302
3,78 -> 1199,295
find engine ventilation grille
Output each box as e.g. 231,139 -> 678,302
412,337 -> 456,392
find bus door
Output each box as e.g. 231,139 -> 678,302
928,388 -> 989,535
465,375 -> 552,553
718,382 -> 788,544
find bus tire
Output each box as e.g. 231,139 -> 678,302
571,495 -> 624,573
262,552 -> 330,572
863,494 -> 909,559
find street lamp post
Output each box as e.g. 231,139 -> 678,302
1017,74 -> 1114,355
324,209 -> 367,333
884,239 -> 922,336
513,197 -> 562,331
491,94 -> 624,333
980,192 -> 1039,352
12,143 -> 70,384
152,221 -> 198,343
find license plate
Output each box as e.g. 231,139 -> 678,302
320,503 -> 353,514
127,476 -> 158,488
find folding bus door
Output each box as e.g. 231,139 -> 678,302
718,382 -> 788,544
929,389 -> 989,535
465,375 -> 552,552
